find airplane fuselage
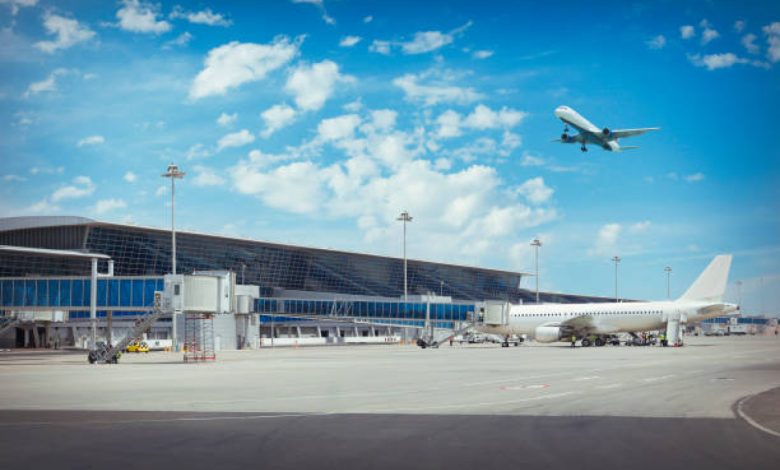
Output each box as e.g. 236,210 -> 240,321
555,105 -> 621,151
478,300 -> 738,339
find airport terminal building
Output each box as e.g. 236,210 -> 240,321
0,216 -> 607,349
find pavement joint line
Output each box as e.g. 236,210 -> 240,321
357,391 -> 584,413
735,394 -> 780,439
0,412 -> 333,427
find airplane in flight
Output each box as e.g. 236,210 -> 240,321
476,255 -> 738,347
554,105 -> 660,152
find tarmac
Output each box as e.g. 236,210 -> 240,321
1,335 -> 779,469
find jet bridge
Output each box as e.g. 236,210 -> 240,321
483,301 -> 510,326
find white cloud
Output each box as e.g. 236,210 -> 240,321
155,185 -> 167,197
370,21 -> 472,56
688,53 -> 747,70
339,35 -> 361,47
393,70 -> 482,106
30,166 -> 64,175
318,114 -> 361,141
589,223 -> 621,256
285,60 -> 353,111
472,50 -> 493,59
186,143 -> 211,160
363,15 -> 373,23
291,0 -> 334,25
700,19 -> 719,45
369,40 -> 391,55
260,104 -> 297,138
170,6 -> 231,26
628,220 -> 651,234
520,153 -> 544,167
123,171 -> 137,183
26,198 -> 59,214
734,20 -> 746,33
23,68 -> 69,97
516,177 -> 553,205
192,165 -> 225,187
77,135 -> 105,147
34,12 -> 95,53
217,129 -> 255,151
369,109 -> 397,132
2,174 -> 27,182
343,98 -> 363,113
402,30 -> 455,54
463,104 -> 526,129
680,25 -> 695,39
116,0 -> 171,34
189,36 -> 300,100
163,31 -> 192,48
764,22 -> 780,63
1,0 -> 37,16
216,112 -> 237,127
436,110 -> 462,138
685,172 -> 705,182
646,34 -> 666,50
51,176 -> 94,202
434,104 -> 525,138
93,198 -> 127,214
227,114 -> 560,264
742,33 -> 759,54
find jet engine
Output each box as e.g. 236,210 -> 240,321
534,325 -> 563,343
561,133 -> 570,142
602,127 -> 611,136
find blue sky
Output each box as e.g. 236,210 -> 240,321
1,0 -> 779,314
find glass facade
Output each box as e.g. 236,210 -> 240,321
0,217 -> 609,304
0,277 -> 164,310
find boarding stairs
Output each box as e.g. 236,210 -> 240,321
88,307 -> 169,364
417,321 -> 474,349
0,315 -> 20,336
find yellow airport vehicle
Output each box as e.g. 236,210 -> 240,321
126,341 -> 149,353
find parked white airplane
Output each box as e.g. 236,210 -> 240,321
478,255 -> 737,346
554,105 -> 660,152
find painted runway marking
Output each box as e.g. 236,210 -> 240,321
362,391 -> 583,413
500,384 -> 549,391
642,374 -> 676,383
595,383 -> 623,390
736,395 -> 780,438
574,376 -> 601,381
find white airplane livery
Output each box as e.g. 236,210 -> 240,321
554,105 -> 660,152
478,255 -> 737,346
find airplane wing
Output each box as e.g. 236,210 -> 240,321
561,314 -> 597,332
552,134 -> 586,143
610,128 -> 660,139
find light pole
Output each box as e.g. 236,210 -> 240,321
396,210 -> 413,302
664,266 -> 672,300
162,162 -> 185,351
611,256 -> 621,302
530,238 -> 542,303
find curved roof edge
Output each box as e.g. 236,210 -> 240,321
0,216 -> 96,232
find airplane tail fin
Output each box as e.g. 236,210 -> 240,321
678,255 -> 732,303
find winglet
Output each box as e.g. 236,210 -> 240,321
678,255 -> 732,303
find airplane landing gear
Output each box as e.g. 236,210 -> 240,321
580,145 -> 588,152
